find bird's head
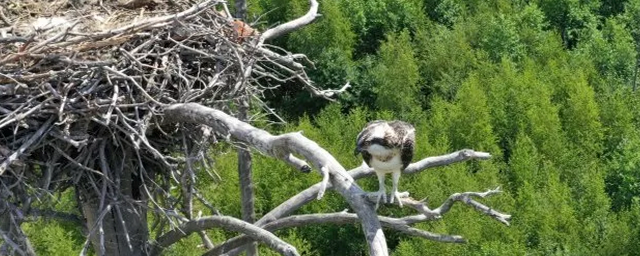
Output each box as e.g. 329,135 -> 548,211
354,141 -> 372,155
355,121 -> 391,156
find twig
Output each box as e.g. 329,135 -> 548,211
0,6 -> 11,26
432,187 -> 511,225
0,37 -> 29,43
0,230 -> 27,256
102,66 -> 164,105
26,208 -> 83,225
0,117 -> 54,176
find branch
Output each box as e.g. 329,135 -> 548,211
256,47 -> 351,100
208,149 -> 493,254
266,213 -> 464,243
203,212 -> 464,255
0,6 -> 11,26
364,187 -> 511,225
319,82 -> 351,98
214,187 -> 508,256
258,0 -> 319,43
0,197 -> 36,256
26,208 -> 83,225
405,149 -> 492,174
349,149 -> 492,179
149,215 -> 298,256
164,104 -> 322,184
432,187 -> 511,225
205,183 -> 332,255
236,98 -> 258,256
164,103 -> 389,255
0,117 -> 54,176
262,149 -> 493,224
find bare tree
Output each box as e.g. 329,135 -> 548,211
0,1 -> 510,256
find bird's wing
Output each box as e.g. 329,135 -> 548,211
390,121 -> 415,170
400,136 -> 414,170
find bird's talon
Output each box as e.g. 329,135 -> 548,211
397,191 -> 410,198
368,191 -> 387,210
393,191 -> 409,207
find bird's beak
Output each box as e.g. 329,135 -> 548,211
354,146 -> 361,156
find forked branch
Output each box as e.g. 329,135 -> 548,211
207,149 -> 506,255
434,187 -> 511,225
202,211 -> 464,256
164,103 -> 389,256
149,215 -> 298,256
368,187 -> 512,225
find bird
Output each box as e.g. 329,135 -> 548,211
354,120 -> 415,209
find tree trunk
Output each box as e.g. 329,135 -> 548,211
237,98 -> 258,256
77,166 -> 148,256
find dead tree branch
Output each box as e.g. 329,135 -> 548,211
204,211 -> 465,255
149,215 -> 298,256
433,187 -> 511,225
258,0 -> 319,43
208,149 -> 502,255
164,103 -> 390,256
0,117 -> 54,176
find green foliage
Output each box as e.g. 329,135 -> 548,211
413,22 -> 478,100
449,74 -> 499,154
600,90 -> 640,211
577,17 -> 637,86
474,12 -> 524,62
429,0 -> 466,27
371,30 -> 421,117
287,0 -> 357,91
555,67 -> 603,157
512,4 -> 549,58
534,0 -> 601,48
22,190 -> 84,256
23,220 -> 84,256
340,0 -> 427,57
623,0 -> 640,44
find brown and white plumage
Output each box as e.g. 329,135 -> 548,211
354,120 -> 415,208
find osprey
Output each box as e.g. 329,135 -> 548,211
355,120 -> 415,208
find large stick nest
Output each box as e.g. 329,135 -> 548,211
0,0 -> 326,218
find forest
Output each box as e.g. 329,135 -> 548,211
8,0 -> 640,255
